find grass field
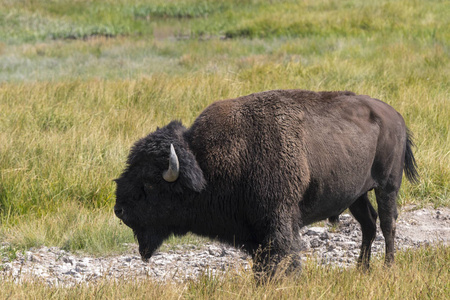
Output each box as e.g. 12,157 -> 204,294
0,0 -> 449,297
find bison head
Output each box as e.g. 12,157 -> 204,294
114,121 -> 206,261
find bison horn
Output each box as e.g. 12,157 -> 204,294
163,144 -> 179,182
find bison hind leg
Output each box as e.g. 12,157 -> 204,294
374,187 -> 399,266
349,193 -> 378,270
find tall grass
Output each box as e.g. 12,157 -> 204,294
0,74 -> 448,253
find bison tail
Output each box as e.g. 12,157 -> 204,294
404,128 -> 419,183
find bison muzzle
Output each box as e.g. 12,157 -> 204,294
114,89 -> 418,279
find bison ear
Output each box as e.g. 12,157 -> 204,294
177,146 -> 206,193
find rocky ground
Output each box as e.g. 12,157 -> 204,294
1,205 -> 449,286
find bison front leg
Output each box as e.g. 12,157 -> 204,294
252,236 -> 303,282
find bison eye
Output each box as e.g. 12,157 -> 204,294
142,183 -> 156,199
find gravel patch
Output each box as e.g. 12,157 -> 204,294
1,206 -> 449,286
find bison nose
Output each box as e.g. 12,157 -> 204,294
114,206 -> 124,219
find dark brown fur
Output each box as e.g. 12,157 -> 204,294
114,89 -> 418,279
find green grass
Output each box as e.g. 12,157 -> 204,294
1,0 -> 448,42
1,245 -> 449,299
0,0 -> 449,292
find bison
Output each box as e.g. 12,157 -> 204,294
114,89 -> 418,279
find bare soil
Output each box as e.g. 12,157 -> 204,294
396,205 -> 450,245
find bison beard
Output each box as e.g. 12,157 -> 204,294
134,230 -> 167,262
114,89 -> 418,281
